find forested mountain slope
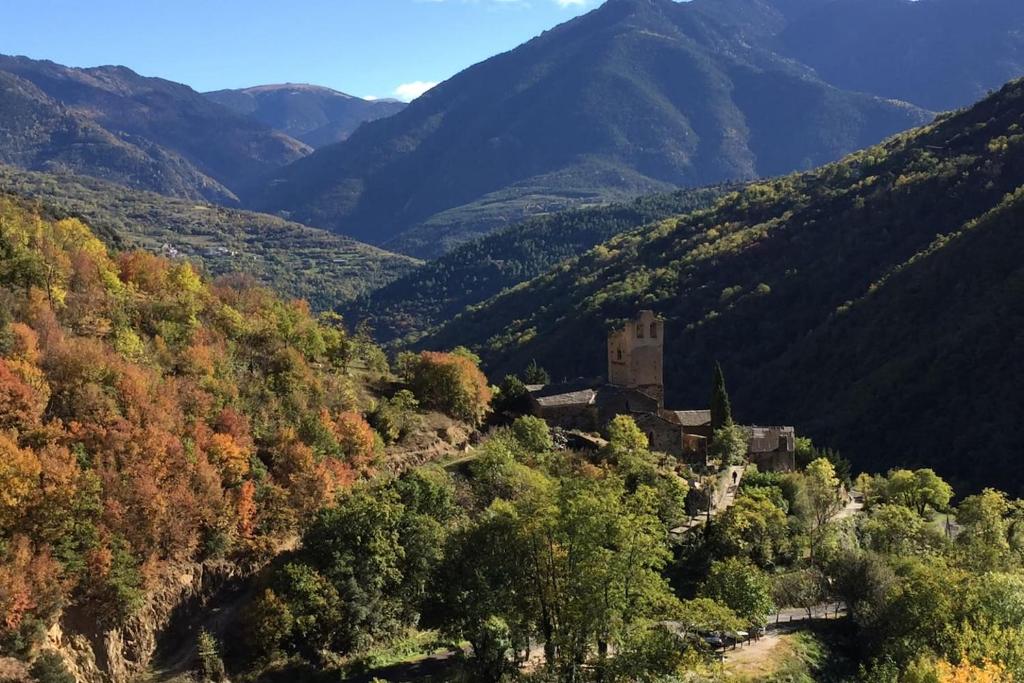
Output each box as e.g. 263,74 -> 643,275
0,70 -> 235,203
687,0 -> 1024,112
347,185 -> 729,343
0,164 -> 418,309
0,193 -> 449,676
0,55 -> 310,202
771,0 -> 1024,112
204,84 -> 405,148
249,0 -> 928,256
420,78 -> 1024,494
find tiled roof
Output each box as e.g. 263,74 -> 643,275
529,381 -> 663,410
534,388 -> 598,408
528,380 -> 601,408
668,410 -> 711,427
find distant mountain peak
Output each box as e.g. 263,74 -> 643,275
601,0 -> 677,15
238,83 -> 357,98
202,83 -> 406,148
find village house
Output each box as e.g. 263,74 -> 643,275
527,310 -> 796,470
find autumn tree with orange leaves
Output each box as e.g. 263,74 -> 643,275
0,195 -> 427,653
400,349 -> 492,425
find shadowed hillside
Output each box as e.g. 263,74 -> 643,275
418,78 -> 1024,495
346,184 -> 731,343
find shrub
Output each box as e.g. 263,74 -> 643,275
28,652 -> 75,683
402,351 -> 492,425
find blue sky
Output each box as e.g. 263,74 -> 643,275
0,0 -> 596,101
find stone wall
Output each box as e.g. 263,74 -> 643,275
607,310 -> 664,405
751,450 -> 796,472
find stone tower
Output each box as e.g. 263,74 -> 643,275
607,310 -> 664,406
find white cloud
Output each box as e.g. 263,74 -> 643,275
363,95 -> 379,101
393,81 -> 438,102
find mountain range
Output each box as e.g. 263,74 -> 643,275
204,83 -> 406,148
414,77 -> 1024,495
248,0 -> 939,256
3,0 -> 1024,261
0,54 -> 312,204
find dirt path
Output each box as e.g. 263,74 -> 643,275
670,465 -> 746,535
723,631 -> 788,676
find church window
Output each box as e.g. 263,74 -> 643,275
650,322 -> 658,338
616,348 -> 622,361
636,324 -> 644,338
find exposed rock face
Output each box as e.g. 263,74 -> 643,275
46,561 -> 244,683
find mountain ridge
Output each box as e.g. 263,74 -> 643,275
247,0 -> 931,256
0,54 -> 311,202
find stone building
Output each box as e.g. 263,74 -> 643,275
747,426 -> 797,472
529,311 -> 711,464
608,309 -> 665,406
528,311 -> 798,470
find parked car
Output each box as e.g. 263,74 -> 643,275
702,633 -> 725,649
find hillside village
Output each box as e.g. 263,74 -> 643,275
527,311 -> 797,473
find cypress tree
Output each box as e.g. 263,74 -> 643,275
711,362 -> 732,430
523,359 -> 550,385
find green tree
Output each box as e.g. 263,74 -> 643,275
669,598 -> 742,641
273,562 -> 344,656
0,306 -> 13,357
886,469 -> 954,516
709,422 -> 747,465
369,389 -> 420,444
956,489 -> 1014,570
494,374 -> 530,414
804,458 -> 844,558
523,359 -> 550,385
197,629 -> 225,682
607,622 -> 690,682
700,558 -> 775,627
773,569 -> 826,620
511,415 -> 553,454
708,494 -> 790,568
604,414 -> 650,460
430,500 -> 533,677
710,362 -> 732,431
302,488 -> 407,648
244,589 -> 294,661
859,504 -> 947,556
28,652 -> 75,683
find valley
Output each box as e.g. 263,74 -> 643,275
1,1 -> 1024,681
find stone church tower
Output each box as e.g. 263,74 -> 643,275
607,310 -> 664,406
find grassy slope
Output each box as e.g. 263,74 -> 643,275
0,164 -> 419,309
417,79 -> 1024,494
